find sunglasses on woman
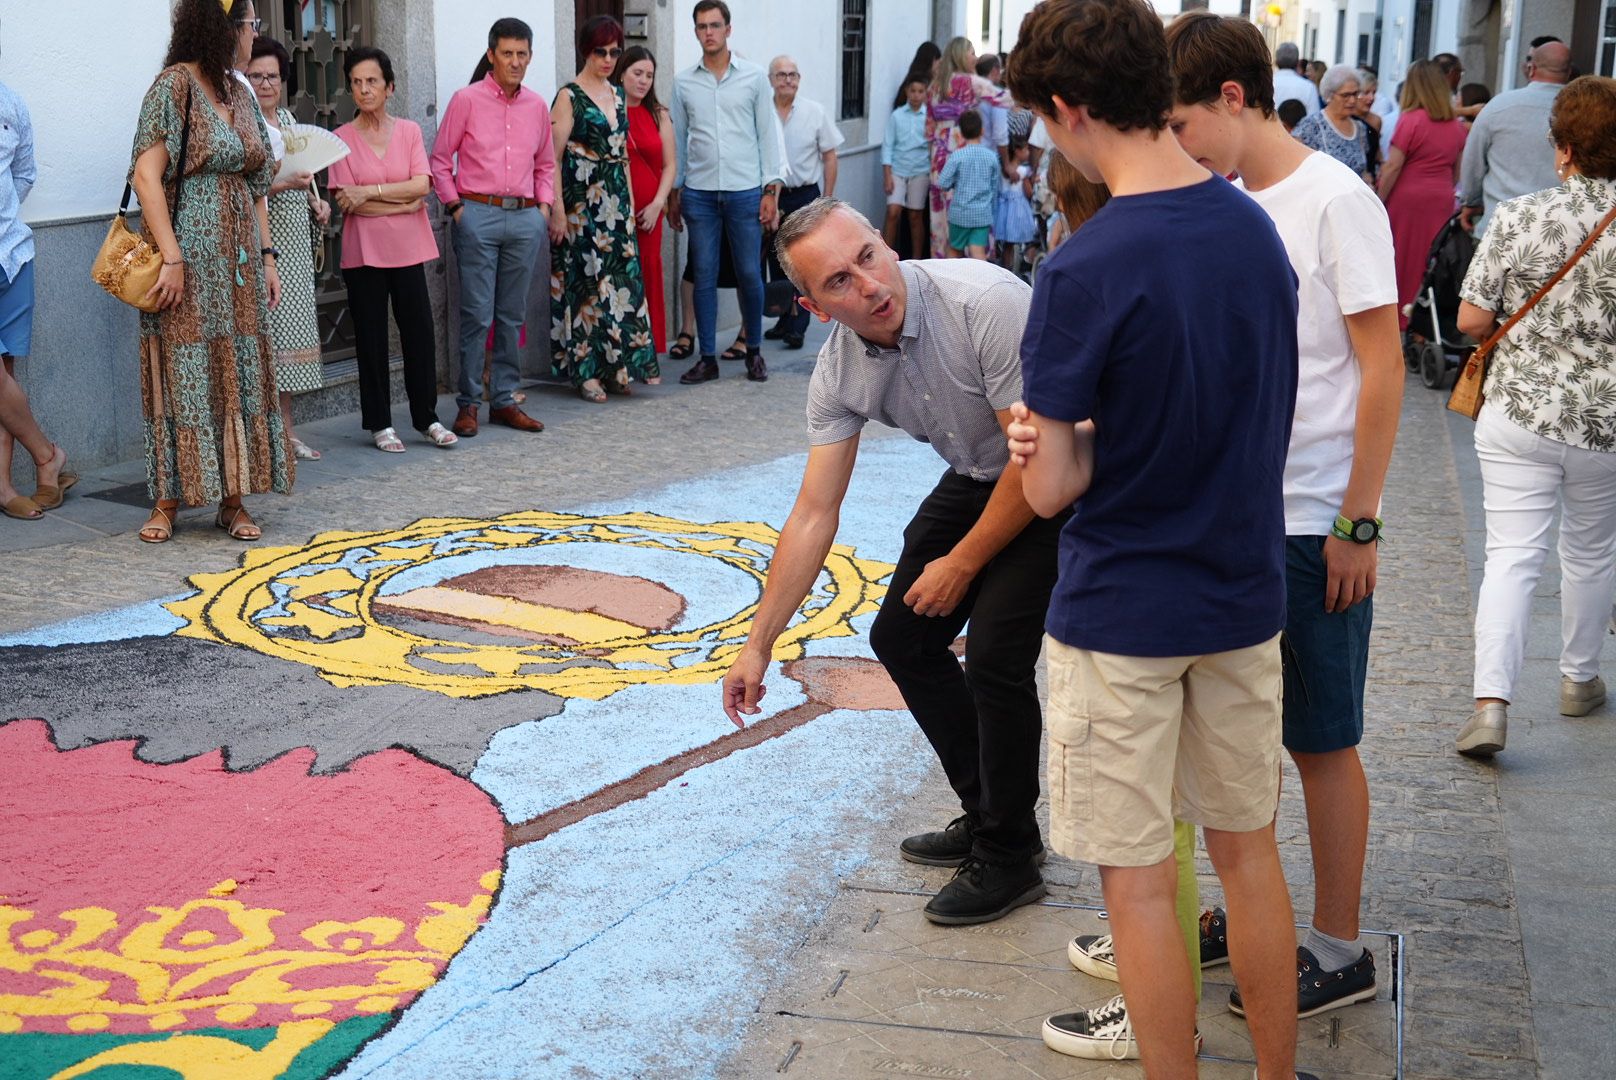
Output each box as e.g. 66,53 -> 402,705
592,46 -> 624,59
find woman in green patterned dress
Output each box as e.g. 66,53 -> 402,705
548,15 -> 658,403
128,0 -> 290,543
247,36 -> 329,461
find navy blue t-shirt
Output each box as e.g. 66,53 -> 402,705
1021,174 -> 1299,657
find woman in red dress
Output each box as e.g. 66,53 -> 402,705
1378,59 -> 1468,331
614,46 -> 676,355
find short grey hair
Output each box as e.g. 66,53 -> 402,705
1274,42 -> 1301,70
773,197 -> 881,295
1320,63 -> 1360,102
1358,68 -> 1377,93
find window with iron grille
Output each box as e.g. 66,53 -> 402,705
841,0 -> 867,121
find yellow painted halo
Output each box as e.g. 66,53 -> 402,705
166,511 -> 891,700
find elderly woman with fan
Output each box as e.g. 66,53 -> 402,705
245,35 -> 330,461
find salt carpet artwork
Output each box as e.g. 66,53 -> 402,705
0,439 -> 944,1079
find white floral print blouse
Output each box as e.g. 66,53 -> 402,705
1460,174 -> 1616,451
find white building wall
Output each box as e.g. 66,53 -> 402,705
433,1 -> 558,120
7,0 -> 171,224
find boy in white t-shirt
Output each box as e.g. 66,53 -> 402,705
1165,11 -> 1403,1020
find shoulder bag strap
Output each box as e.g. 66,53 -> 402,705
1475,202 -> 1616,358
119,77 -> 195,219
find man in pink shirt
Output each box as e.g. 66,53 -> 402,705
431,17 -> 556,436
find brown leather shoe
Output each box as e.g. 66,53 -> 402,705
452,404 -> 480,438
489,404 -> 544,432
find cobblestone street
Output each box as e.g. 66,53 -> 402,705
1,327 -> 1609,1078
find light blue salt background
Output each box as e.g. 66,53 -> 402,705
344,438 -> 945,1079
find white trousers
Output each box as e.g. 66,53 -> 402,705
1473,403 -> 1616,701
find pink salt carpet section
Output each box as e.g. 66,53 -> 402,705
0,718 -> 506,1035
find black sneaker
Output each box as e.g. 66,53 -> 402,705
783,334 -> 805,350
679,357 -> 720,384
764,321 -> 788,340
1200,906 -> 1230,968
745,352 -> 768,382
923,855 -> 1045,925
1229,946 -> 1377,1019
900,814 -> 974,866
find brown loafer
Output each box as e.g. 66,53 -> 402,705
489,404 -> 544,432
452,404 -> 480,438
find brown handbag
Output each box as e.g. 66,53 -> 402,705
1448,203 -> 1616,419
92,82 -> 193,312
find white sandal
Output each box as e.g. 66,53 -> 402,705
290,437 -> 322,460
422,422 -> 459,448
372,427 -> 406,453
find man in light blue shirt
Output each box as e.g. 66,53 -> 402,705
1459,41 -> 1572,235
0,78 -> 74,520
882,75 -> 930,259
669,0 -> 783,385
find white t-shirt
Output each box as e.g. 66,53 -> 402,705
1239,151 -> 1398,534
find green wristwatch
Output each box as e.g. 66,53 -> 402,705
1332,514 -> 1383,544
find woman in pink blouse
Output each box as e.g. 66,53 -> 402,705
327,46 -> 455,453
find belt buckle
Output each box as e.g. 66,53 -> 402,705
500,196 -> 520,210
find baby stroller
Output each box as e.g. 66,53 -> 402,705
1403,213 -> 1477,389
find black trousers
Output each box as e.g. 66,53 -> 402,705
869,470 -> 1068,863
766,182 -> 821,336
343,263 -> 442,434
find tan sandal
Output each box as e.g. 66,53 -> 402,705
216,503 -> 262,541
4,495 -> 43,521
139,504 -> 176,544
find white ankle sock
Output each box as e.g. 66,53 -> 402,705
1302,925 -> 1360,971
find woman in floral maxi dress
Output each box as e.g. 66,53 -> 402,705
549,23 -> 657,403
128,0 -> 291,544
926,37 -> 1011,259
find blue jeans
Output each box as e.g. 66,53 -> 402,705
451,200 -> 546,410
682,187 -> 764,357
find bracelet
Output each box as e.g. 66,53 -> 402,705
162,259 -> 184,267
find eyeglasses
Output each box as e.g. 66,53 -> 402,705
592,46 -> 623,59
236,17 -> 263,32
244,72 -> 281,84
695,20 -> 726,31
772,72 -> 801,81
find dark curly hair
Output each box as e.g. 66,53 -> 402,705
1008,0 -> 1173,134
164,0 -> 245,100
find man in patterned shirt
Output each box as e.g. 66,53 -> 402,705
722,198 -> 1064,926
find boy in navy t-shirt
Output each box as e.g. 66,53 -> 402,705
1004,0 -> 1306,1074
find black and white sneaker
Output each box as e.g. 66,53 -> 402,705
1229,945 -> 1377,1019
1067,933 -> 1118,981
1200,906 -> 1230,968
1071,909 -> 1228,982
1043,994 -> 1202,1061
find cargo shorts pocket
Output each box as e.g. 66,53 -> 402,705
1044,637 -> 1093,826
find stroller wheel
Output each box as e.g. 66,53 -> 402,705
1403,338 -> 1423,373
1419,341 -> 1447,389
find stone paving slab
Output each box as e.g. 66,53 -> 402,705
724,880 -> 1401,1080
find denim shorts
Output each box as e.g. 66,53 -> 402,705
1282,535 -> 1372,753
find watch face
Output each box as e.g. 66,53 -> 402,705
1353,520 -> 1377,542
